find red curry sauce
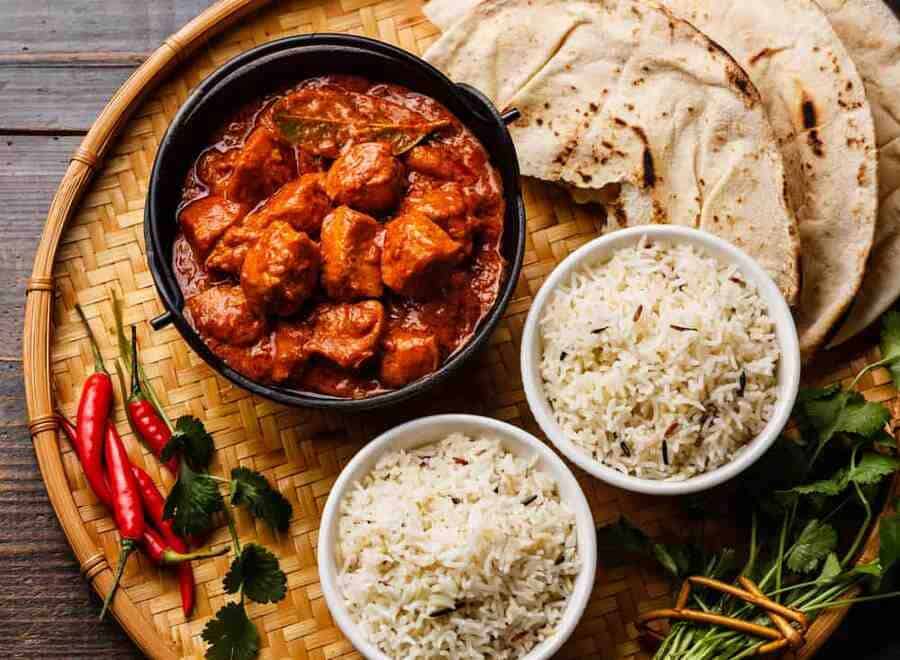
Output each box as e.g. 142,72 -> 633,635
174,75 -> 505,398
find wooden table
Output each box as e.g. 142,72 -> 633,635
0,1 -> 898,657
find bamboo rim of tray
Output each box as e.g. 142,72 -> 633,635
20,0 -> 897,657
23,2 -> 271,657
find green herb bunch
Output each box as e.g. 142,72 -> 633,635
111,292 -> 291,659
161,418 -> 292,660
599,311 -> 900,659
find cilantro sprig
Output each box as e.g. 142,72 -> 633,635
603,307 -> 900,659
160,413 -> 293,660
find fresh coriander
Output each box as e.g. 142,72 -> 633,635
202,602 -> 260,660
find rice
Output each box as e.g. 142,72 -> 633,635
336,433 -> 579,659
539,238 -> 780,480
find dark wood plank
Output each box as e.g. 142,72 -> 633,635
0,0 -> 215,133
0,134 -> 141,657
0,0 -> 214,55
0,136 -> 82,358
0,65 -> 136,133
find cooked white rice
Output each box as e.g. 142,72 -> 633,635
336,433 -> 579,659
539,238 -> 779,480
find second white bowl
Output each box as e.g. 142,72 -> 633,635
520,225 -> 801,496
317,414 -> 598,660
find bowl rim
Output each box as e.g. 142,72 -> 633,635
144,33 -> 526,411
520,225 -> 802,496
316,413 -> 598,660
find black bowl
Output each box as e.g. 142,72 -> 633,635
145,34 -> 526,411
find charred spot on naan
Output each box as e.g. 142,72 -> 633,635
749,46 -> 788,66
630,125 -> 656,189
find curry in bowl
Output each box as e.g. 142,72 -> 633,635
174,75 -> 506,399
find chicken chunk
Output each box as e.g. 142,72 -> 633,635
320,207 -> 383,301
405,144 -> 474,183
400,183 -> 474,256
186,285 -> 267,347
240,221 -> 320,317
206,174 -> 330,275
379,329 -> 440,388
324,142 -> 405,214
272,322 -> 311,383
306,301 -> 385,370
179,195 -> 248,259
382,212 -> 463,298
252,174 -> 332,235
197,148 -> 239,194
223,127 -> 296,205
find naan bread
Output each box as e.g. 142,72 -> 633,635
424,0 -> 801,304
817,0 -> 900,346
657,0 -> 877,358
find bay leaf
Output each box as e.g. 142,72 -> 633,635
274,113 -> 450,156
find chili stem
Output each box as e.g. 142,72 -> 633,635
100,539 -> 136,620
75,303 -> 107,374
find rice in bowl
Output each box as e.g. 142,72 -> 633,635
336,432 -> 579,659
539,238 -> 779,480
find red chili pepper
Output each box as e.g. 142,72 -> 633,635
141,526 -> 227,566
126,326 -> 177,474
132,464 -> 196,616
74,304 -> 113,504
100,423 -> 145,620
59,417 -> 217,618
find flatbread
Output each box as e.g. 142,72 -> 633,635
816,0 -> 900,346
657,0 -> 877,358
424,0 -> 801,304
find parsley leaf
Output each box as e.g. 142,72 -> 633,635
881,311 -> 900,389
202,602 -> 259,660
163,466 -> 223,537
790,452 -> 900,498
161,415 -> 214,472
224,543 -> 287,604
230,468 -> 292,533
786,519 -> 838,574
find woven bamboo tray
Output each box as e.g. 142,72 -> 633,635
21,0 -> 900,658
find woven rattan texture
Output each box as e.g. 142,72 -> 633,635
46,0 -> 898,658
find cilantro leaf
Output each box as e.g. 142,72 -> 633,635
880,512 -> 900,575
224,543 -> 287,604
202,602 -> 259,660
816,553 -> 841,583
230,468 -> 292,532
786,519 -> 838,574
881,311 -> 900,389
163,466 -> 223,537
596,518 -> 703,579
839,395 -> 892,438
596,518 -> 653,565
798,387 -> 890,462
161,415 -> 214,472
790,452 -> 900,498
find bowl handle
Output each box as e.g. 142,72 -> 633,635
455,82 -> 520,128
501,108 -> 521,126
150,311 -> 174,331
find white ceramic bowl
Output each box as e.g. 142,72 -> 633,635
521,225 -> 801,496
317,414 -> 597,660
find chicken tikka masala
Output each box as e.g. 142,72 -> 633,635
175,76 -> 506,398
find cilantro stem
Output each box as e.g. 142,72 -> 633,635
224,506 -> 241,555
740,512 -> 758,578
842,479 -> 871,567
800,590 -> 900,612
